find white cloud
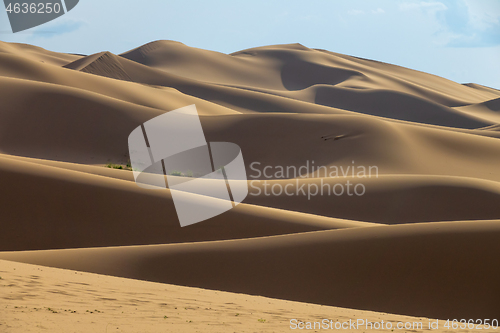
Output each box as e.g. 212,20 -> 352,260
399,2 -> 448,12
463,0 -> 500,31
30,19 -> 86,39
441,1 -> 500,47
348,8 -> 385,16
372,8 -> 385,14
348,9 -> 365,16
398,1 -> 500,47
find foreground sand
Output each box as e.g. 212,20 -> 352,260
3,259 -> 493,333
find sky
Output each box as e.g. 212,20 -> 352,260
1,0 -> 500,89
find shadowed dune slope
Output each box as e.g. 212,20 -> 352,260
201,114 -> 500,182
0,40 -> 82,65
44,40 -> 500,128
5,152 -> 500,224
244,175 -> 500,223
121,40 -> 500,104
3,153 -> 499,224
1,221 -> 499,320
0,55 -> 240,116
0,154 -> 373,251
313,86 -> 488,128
464,82 -> 500,95
454,97 -> 500,124
64,51 -> 133,81
1,89 -> 500,180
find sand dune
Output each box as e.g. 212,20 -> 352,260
0,153 -> 374,251
2,221 -> 499,320
2,91 -> 500,180
0,41 -> 81,65
200,113 -> 500,182
1,39 -> 499,326
244,175 -> 500,223
454,97 -> 500,123
5,40 -> 497,128
4,153 -> 500,224
122,40 -> 500,105
4,259 -> 475,333
464,82 -> 500,95
64,51 -> 133,81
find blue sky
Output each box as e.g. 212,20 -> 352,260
1,0 -> 500,89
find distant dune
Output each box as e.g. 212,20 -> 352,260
0,40 -> 499,329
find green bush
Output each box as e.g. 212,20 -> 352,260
105,163 -> 132,171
